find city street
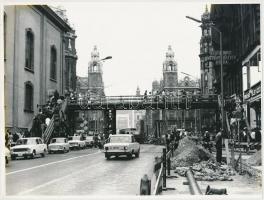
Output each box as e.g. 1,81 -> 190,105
6,145 -> 163,195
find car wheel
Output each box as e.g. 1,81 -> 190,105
105,154 -> 110,160
48,150 -> 52,154
11,155 -> 16,160
41,149 -> 46,157
135,150 -> 140,158
127,153 -> 132,159
31,150 -> 36,159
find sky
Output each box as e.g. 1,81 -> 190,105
55,2 -> 206,96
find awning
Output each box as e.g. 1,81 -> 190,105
242,45 -> 261,66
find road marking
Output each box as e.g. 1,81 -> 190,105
6,150 -> 101,176
17,162 -> 101,195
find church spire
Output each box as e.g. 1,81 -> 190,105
205,4 -> 208,13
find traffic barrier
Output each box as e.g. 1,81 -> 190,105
140,174 -> 151,195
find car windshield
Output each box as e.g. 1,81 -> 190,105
51,138 -> 65,143
16,138 -> 36,145
110,136 -> 131,143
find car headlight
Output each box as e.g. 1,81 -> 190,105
124,146 -> 128,150
26,148 -> 31,152
59,146 -> 64,149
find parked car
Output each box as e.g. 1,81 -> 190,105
84,135 -> 94,148
5,146 -> 11,166
68,135 -> 86,150
48,137 -> 70,153
10,137 -> 47,159
104,134 -> 140,160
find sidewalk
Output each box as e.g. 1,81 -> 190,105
162,168 -> 262,195
162,147 -> 261,196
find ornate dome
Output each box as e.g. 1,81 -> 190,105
163,45 -> 178,71
91,45 -> 99,60
201,5 -> 210,22
166,45 -> 175,59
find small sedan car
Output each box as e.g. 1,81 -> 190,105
48,137 -> 70,153
104,134 -> 140,160
5,146 -> 11,166
68,135 -> 86,150
10,137 -> 47,159
84,135 -> 94,148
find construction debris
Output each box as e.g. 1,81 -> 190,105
171,137 -> 236,181
246,150 -> 261,166
171,136 -> 213,167
175,160 -> 236,181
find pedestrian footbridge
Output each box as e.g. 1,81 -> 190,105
67,94 -> 218,110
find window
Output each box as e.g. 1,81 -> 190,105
24,81 -> 34,112
25,28 -> 34,71
50,45 -> 57,80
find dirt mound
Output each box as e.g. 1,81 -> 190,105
171,137 -> 213,168
246,150 -> 261,166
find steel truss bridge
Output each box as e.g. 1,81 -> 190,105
67,94 -> 219,111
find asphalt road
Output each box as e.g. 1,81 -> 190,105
6,144 -> 163,196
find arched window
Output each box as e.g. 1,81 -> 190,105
50,45 -> 57,80
24,81 -> 34,112
25,28 -> 34,71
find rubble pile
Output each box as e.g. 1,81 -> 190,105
171,137 -> 213,167
246,150 -> 261,166
175,160 -> 236,181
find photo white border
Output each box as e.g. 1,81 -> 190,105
0,0 -> 263,200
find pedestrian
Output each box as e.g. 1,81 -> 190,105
215,129 -> 222,164
203,131 -> 211,153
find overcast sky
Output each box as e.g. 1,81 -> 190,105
55,2 -> 206,96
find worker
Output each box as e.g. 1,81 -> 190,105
215,129 -> 223,164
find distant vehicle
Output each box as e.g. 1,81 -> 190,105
119,128 -> 144,143
68,135 -> 86,150
84,135 -> 94,148
48,137 -> 70,153
5,146 -> 11,166
10,137 -> 47,159
104,134 -> 140,160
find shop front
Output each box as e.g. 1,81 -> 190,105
244,81 -> 261,129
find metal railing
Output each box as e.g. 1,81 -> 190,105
153,165 -> 164,195
42,99 -> 68,144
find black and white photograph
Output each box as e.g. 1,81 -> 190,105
1,1 -> 262,199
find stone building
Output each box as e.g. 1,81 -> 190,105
209,4 -> 261,129
4,5 -> 77,133
144,46 -> 202,138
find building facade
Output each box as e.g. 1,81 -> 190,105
4,5 -> 77,132
209,4 -> 261,129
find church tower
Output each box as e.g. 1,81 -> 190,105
199,5 -> 214,94
163,45 -> 178,93
88,46 -> 105,97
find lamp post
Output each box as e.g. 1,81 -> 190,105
186,15 -> 224,133
100,56 -> 112,62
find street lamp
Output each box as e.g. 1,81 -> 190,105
186,15 -> 224,133
100,56 -> 112,61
